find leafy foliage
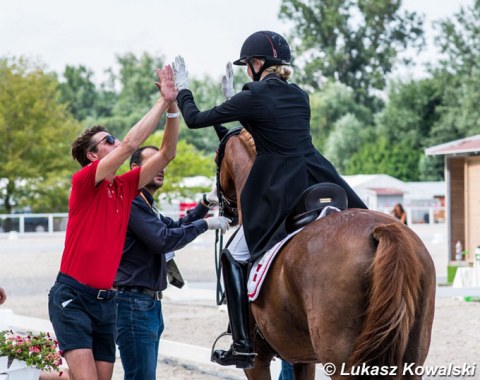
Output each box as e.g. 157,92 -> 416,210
348,136 -> 421,181
324,113 -> 374,173
0,58 -> 81,213
112,52 -> 165,117
58,65 -> 98,121
309,81 -> 373,152
279,0 -> 425,108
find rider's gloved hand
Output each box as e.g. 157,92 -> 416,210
206,216 -> 231,234
221,62 -> 235,100
173,56 -> 189,91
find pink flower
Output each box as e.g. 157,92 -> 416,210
1,330 -> 62,373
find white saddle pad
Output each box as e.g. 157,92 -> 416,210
247,206 -> 340,301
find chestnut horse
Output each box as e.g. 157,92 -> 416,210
215,127 -> 436,380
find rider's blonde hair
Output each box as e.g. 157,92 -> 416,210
263,65 -> 292,80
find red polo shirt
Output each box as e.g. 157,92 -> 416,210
60,160 -> 141,289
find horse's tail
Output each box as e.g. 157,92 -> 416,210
349,222 -> 423,371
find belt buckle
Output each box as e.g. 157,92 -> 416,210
97,290 -> 106,300
154,291 -> 162,301
97,289 -> 116,300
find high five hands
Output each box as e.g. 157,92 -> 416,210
156,65 -> 178,102
222,62 -> 235,100
172,56 -> 189,91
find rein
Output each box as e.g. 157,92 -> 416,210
213,126 -> 244,305
215,126 -> 243,227
214,229 -> 225,305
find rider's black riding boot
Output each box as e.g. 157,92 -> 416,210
211,250 -> 255,369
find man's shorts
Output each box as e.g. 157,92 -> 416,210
48,273 -> 118,362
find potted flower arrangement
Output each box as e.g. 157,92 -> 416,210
0,330 -> 62,380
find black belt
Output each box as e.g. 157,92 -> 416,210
115,286 -> 163,301
56,273 -> 117,300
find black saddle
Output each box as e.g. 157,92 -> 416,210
285,182 -> 348,234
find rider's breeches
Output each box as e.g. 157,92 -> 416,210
228,226 -> 250,263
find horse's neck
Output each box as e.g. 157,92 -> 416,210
225,132 -> 255,225
232,135 -> 254,194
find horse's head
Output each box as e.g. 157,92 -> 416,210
215,127 -> 255,226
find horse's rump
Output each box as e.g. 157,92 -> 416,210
251,209 -> 435,378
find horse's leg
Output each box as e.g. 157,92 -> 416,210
244,358 -> 272,380
244,329 -> 276,379
292,363 -> 316,380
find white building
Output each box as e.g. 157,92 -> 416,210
343,174 -> 445,223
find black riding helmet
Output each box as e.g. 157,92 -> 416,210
233,31 -> 291,81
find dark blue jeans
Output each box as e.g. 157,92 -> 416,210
278,360 -> 294,380
116,291 -> 164,380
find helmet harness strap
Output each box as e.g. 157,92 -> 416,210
248,59 -> 264,82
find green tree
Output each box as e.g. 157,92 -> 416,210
324,113 -> 373,173
279,0 -> 425,108
112,52 -> 165,118
376,79 -> 441,147
417,0 -> 480,179
432,0 -> 480,78
309,81 -> 373,152
58,65 -> 98,121
374,78 -> 443,180
0,58 -> 82,214
348,136 -> 420,180
427,1 -> 480,143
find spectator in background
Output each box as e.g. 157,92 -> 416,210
392,203 -> 407,225
0,287 -> 6,304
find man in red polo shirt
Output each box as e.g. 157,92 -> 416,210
48,65 -> 179,380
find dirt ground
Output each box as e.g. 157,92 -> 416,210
1,230 -> 480,379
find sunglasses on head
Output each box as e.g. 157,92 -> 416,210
91,134 -> 116,151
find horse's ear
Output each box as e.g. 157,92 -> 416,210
213,124 -> 229,141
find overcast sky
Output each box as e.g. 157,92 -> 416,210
0,0 -> 474,83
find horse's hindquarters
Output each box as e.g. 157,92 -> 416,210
252,210 -> 375,364
251,209 -> 435,377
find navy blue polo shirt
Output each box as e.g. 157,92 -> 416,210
114,189 -> 209,291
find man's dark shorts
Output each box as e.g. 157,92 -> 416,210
48,273 -> 118,362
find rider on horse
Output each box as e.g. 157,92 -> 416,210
172,30 -> 367,369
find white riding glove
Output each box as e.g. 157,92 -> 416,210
221,62 -> 235,100
204,187 -> 219,207
173,55 -> 189,91
206,216 -> 231,234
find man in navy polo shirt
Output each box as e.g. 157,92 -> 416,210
114,145 -> 229,380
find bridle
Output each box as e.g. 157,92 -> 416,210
213,126 -> 243,305
215,126 -> 244,226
